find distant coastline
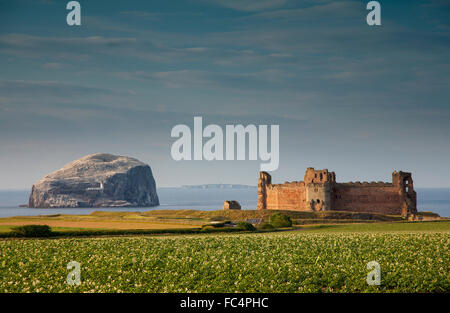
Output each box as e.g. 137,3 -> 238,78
180,184 -> 256,190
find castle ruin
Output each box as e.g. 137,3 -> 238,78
257,168 -> 417,217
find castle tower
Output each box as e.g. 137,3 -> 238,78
392,171 -> 417,217
304,168 -> 335,211
257,171 -> 271,210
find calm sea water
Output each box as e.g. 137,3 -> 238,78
0,188 -> 448,218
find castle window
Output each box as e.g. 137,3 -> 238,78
317,199 -> 320,203
320,173 -> 323,181
404,178 -> 411,193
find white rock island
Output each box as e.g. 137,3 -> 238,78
28,153 -> 159,208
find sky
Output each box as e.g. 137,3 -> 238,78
0,0 -> 449,189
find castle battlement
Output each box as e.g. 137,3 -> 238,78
257,168 -> 417,217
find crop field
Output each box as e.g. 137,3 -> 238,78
0,228 -> 448,293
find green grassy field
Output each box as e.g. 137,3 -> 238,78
0,221 -> 448,293
0,209 -> 408,234
301,220 -> 450,232
0,225 -> 106,233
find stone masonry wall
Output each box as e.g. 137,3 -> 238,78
332,183 -> 403,215
265,182 -> 307,211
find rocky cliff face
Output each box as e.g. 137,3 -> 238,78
28,153 -> 159,208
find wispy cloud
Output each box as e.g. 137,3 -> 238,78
116,69 -> 294,90
246,1 -> 361,20
197,0 -> 288,12
0,80 -> 131,99
42,62 -> 68,69
0,34 -> 138,61
120,10 -> 203,19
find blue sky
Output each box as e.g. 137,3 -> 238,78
0,0 -> 449,189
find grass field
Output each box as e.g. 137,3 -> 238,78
0,208 -> 447,237
0,212 -> 206,232
0,221 -> 448,293
301,220 -> 450,232
0,209 -> 430,234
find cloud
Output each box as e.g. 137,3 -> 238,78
116,69 -> 294,90
0,34 -> 138,60
246,1 -> 361,20
120,11 -> 203,19
422,0 -> 450,8
0,32 -> 221,66
198,0 -> 288,12
0,80 -> 130,99
42,62 -> 67,69
0,79 -> 141,124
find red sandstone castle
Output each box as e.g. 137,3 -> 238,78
257,168 -> 417,217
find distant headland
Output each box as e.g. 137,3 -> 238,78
181,184 -> 256,190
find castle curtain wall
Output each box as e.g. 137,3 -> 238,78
332,183 -> 403,215
265,182 -> 307,211
263,182 -> 403,214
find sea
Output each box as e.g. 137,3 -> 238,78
0,188 -> 449,218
